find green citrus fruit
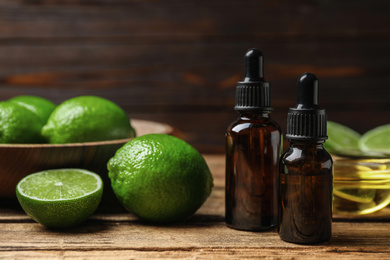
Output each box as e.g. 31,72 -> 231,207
107,134 -> 213,223
0,101 -> 44,143
16,169 -> 103,229
359,124 -> 390,155
41,96 -> 136,144
325,121 -> 361,153
9,95 -> 56,125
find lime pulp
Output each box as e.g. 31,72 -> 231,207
16,169 -> 103,228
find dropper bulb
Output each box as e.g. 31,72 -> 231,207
286,72 -> 327,141
296,72 -> 319,109
235,48 -> 272,111
243,48 -> 264,82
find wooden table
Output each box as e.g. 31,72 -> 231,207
1,155 -> 390,259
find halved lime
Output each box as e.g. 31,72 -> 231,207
16,169 -> 103,228
333,188 -> 376,204
359,124 -> 390,155
325,121 -> 361,153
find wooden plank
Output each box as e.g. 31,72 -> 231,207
0,217 -> 390,258
0,1 -> 389,38
0,221 -> 389,250
0,248 -> 389,260
0,248 -> 389,259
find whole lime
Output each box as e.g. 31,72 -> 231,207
41,96 -> 136,144
0,101 -> 44,143
9,95 -> 56,125
16,169 -> 103,229
107,134 -> 213,223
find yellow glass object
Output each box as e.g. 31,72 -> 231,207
333,157 -> 390,215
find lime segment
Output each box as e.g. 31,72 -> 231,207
359,124 -> 390,155
16,169 -> 103,228
325,121 -> 361,153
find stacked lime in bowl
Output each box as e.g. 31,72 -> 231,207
325,121 -> 390,216
41,95 -> 136,144
0,95 -> 56,144
0,95 -> 136,145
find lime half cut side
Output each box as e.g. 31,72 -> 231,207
16,169 -> 103,229
325,121 -> 361,154
359,124 -> 390,155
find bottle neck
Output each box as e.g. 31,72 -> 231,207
288,140 -> 325,149
238,110 -> 270,119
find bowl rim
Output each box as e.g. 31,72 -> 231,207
0,119 -> 173,148
0,137 -> 133,148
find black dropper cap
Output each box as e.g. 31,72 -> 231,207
286,73 -> 327,141
235,48 -> 272,111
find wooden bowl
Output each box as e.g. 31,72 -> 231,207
0,119 -> 173,198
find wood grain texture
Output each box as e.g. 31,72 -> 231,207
0,1 -> 390,153
1,155 -> 390,259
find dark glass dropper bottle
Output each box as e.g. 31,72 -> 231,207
225,48 -> 282,231
278,73 -> 333,244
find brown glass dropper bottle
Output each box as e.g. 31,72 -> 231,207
225,48 -> 282,231
278,72 -> 333,244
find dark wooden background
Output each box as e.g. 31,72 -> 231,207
1,0 -> 389,153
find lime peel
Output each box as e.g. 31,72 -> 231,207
359,124 -> 390,154
326,121 -> 390,158
16,169 -> 103,228
107,134 -> 213,223
325,121 -> 361,153
9,95 -> 56,125
41,95 -> 136,144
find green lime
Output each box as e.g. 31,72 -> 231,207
41,96 -> 136,144
359,124 -> 390,155
107,134 -> 213,223
16,169 -> 103,228
325,121 -> 361,153
333,188 -> 376,204
0,101 -> 44,143
9,95 -> 56,125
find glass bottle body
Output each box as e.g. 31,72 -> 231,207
278,141 -> 333,244
225,112 -> 281,231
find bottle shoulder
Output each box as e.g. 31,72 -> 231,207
280,145 -> 333,171
227,116 -> 281,135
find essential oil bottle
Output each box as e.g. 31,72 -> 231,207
225,48 -> 282,231
278,72 -> 333,244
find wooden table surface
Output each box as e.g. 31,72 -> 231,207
1,154 -> 390,259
